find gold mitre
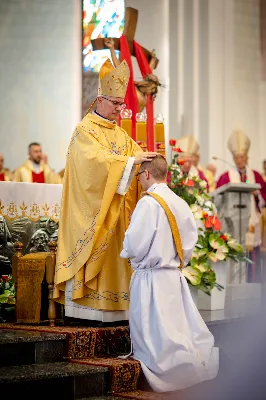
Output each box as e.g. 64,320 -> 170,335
227,130 -> 250,155
98,58 -> 130,99
176,135 -> 200,156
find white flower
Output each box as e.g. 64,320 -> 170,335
204,200 -> 214,209
227,240 -> 243,252
199,180 -> 207,189
190,204 -> 203,220
203,200 -> 217,216
195,194 -> 205,206
211,203 -> 218,215
196,220 -> 205,230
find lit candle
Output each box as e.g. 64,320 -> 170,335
154,114 -> 165,156
120,109 -> 132,137
136,112 -> 147,141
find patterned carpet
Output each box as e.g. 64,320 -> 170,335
0,323 -> 175,398
71,357 -> 141,393
114,391 -> 173,400
0,323 -> 130,358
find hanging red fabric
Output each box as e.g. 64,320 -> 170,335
119,35 -> 138,140
119,35 -> 155,150
133,42 -> 155,151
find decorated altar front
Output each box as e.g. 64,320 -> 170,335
0,182 -> 62,274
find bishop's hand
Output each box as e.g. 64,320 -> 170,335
133,152 -> 160,165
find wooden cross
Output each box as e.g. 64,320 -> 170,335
91,7 -> 159,69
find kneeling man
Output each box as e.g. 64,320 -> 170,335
120,155 -> 219,393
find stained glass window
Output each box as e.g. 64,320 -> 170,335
82,0 -> 125,72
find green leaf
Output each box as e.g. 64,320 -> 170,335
191,258 -> 209,272
197,282 -> 211,296
192,248 -> 207,259
209,233 -> 224,249
182,266 -> 202,286
227,240 -> 243,252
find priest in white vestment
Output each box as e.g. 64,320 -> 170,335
121,155 -> 219,392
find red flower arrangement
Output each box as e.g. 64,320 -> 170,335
169,139 -> 176,146
220,234 -> 227,241
177,159 -> 185,166
1,275 -> 9,283
204,216 -> 221,231
182,179 -> 195,187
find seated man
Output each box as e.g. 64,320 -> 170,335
0,153 -> 12,181
120,155 -> 219,393
13,143 -> 62,184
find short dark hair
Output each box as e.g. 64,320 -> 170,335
263,160 -> 266,164
140,155 -> 168,180
28,142 -> 41,150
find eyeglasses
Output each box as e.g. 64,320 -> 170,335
136,170 -> 145,177
101,96 -> 127,109
136,170 -> 147,180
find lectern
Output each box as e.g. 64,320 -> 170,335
211,182 -> 261,284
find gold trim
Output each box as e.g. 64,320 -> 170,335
145,192 -> 184,269
0,199 -> 61,222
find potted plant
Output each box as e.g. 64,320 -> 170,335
167,142 -> 251,309
0,274 -> 16,322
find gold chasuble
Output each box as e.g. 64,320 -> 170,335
54,113 -> 141,311
13,160 -> 62,184
54,58 -> 142,315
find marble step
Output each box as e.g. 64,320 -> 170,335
0,329 -> 66,367
0,362 -> 109,399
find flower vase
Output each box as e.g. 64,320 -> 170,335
189,285 -> 198,306
197,261 -> 228,310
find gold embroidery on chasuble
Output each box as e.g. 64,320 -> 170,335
54,113 -> 141,312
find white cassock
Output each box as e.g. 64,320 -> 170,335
120,183 -> 219,392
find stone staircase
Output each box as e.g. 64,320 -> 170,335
0,328 -> 126,400
0,313 -> 251,400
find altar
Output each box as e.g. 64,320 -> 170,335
0,182 -> 62,275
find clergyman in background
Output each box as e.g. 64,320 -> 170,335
13,142 -> 62,184
216,130 -> 266,283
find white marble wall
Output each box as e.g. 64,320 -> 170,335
233,0 -> 263,173
164,0 -> 266,175
0,0 -> 265,175
0,0 -> 82,172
